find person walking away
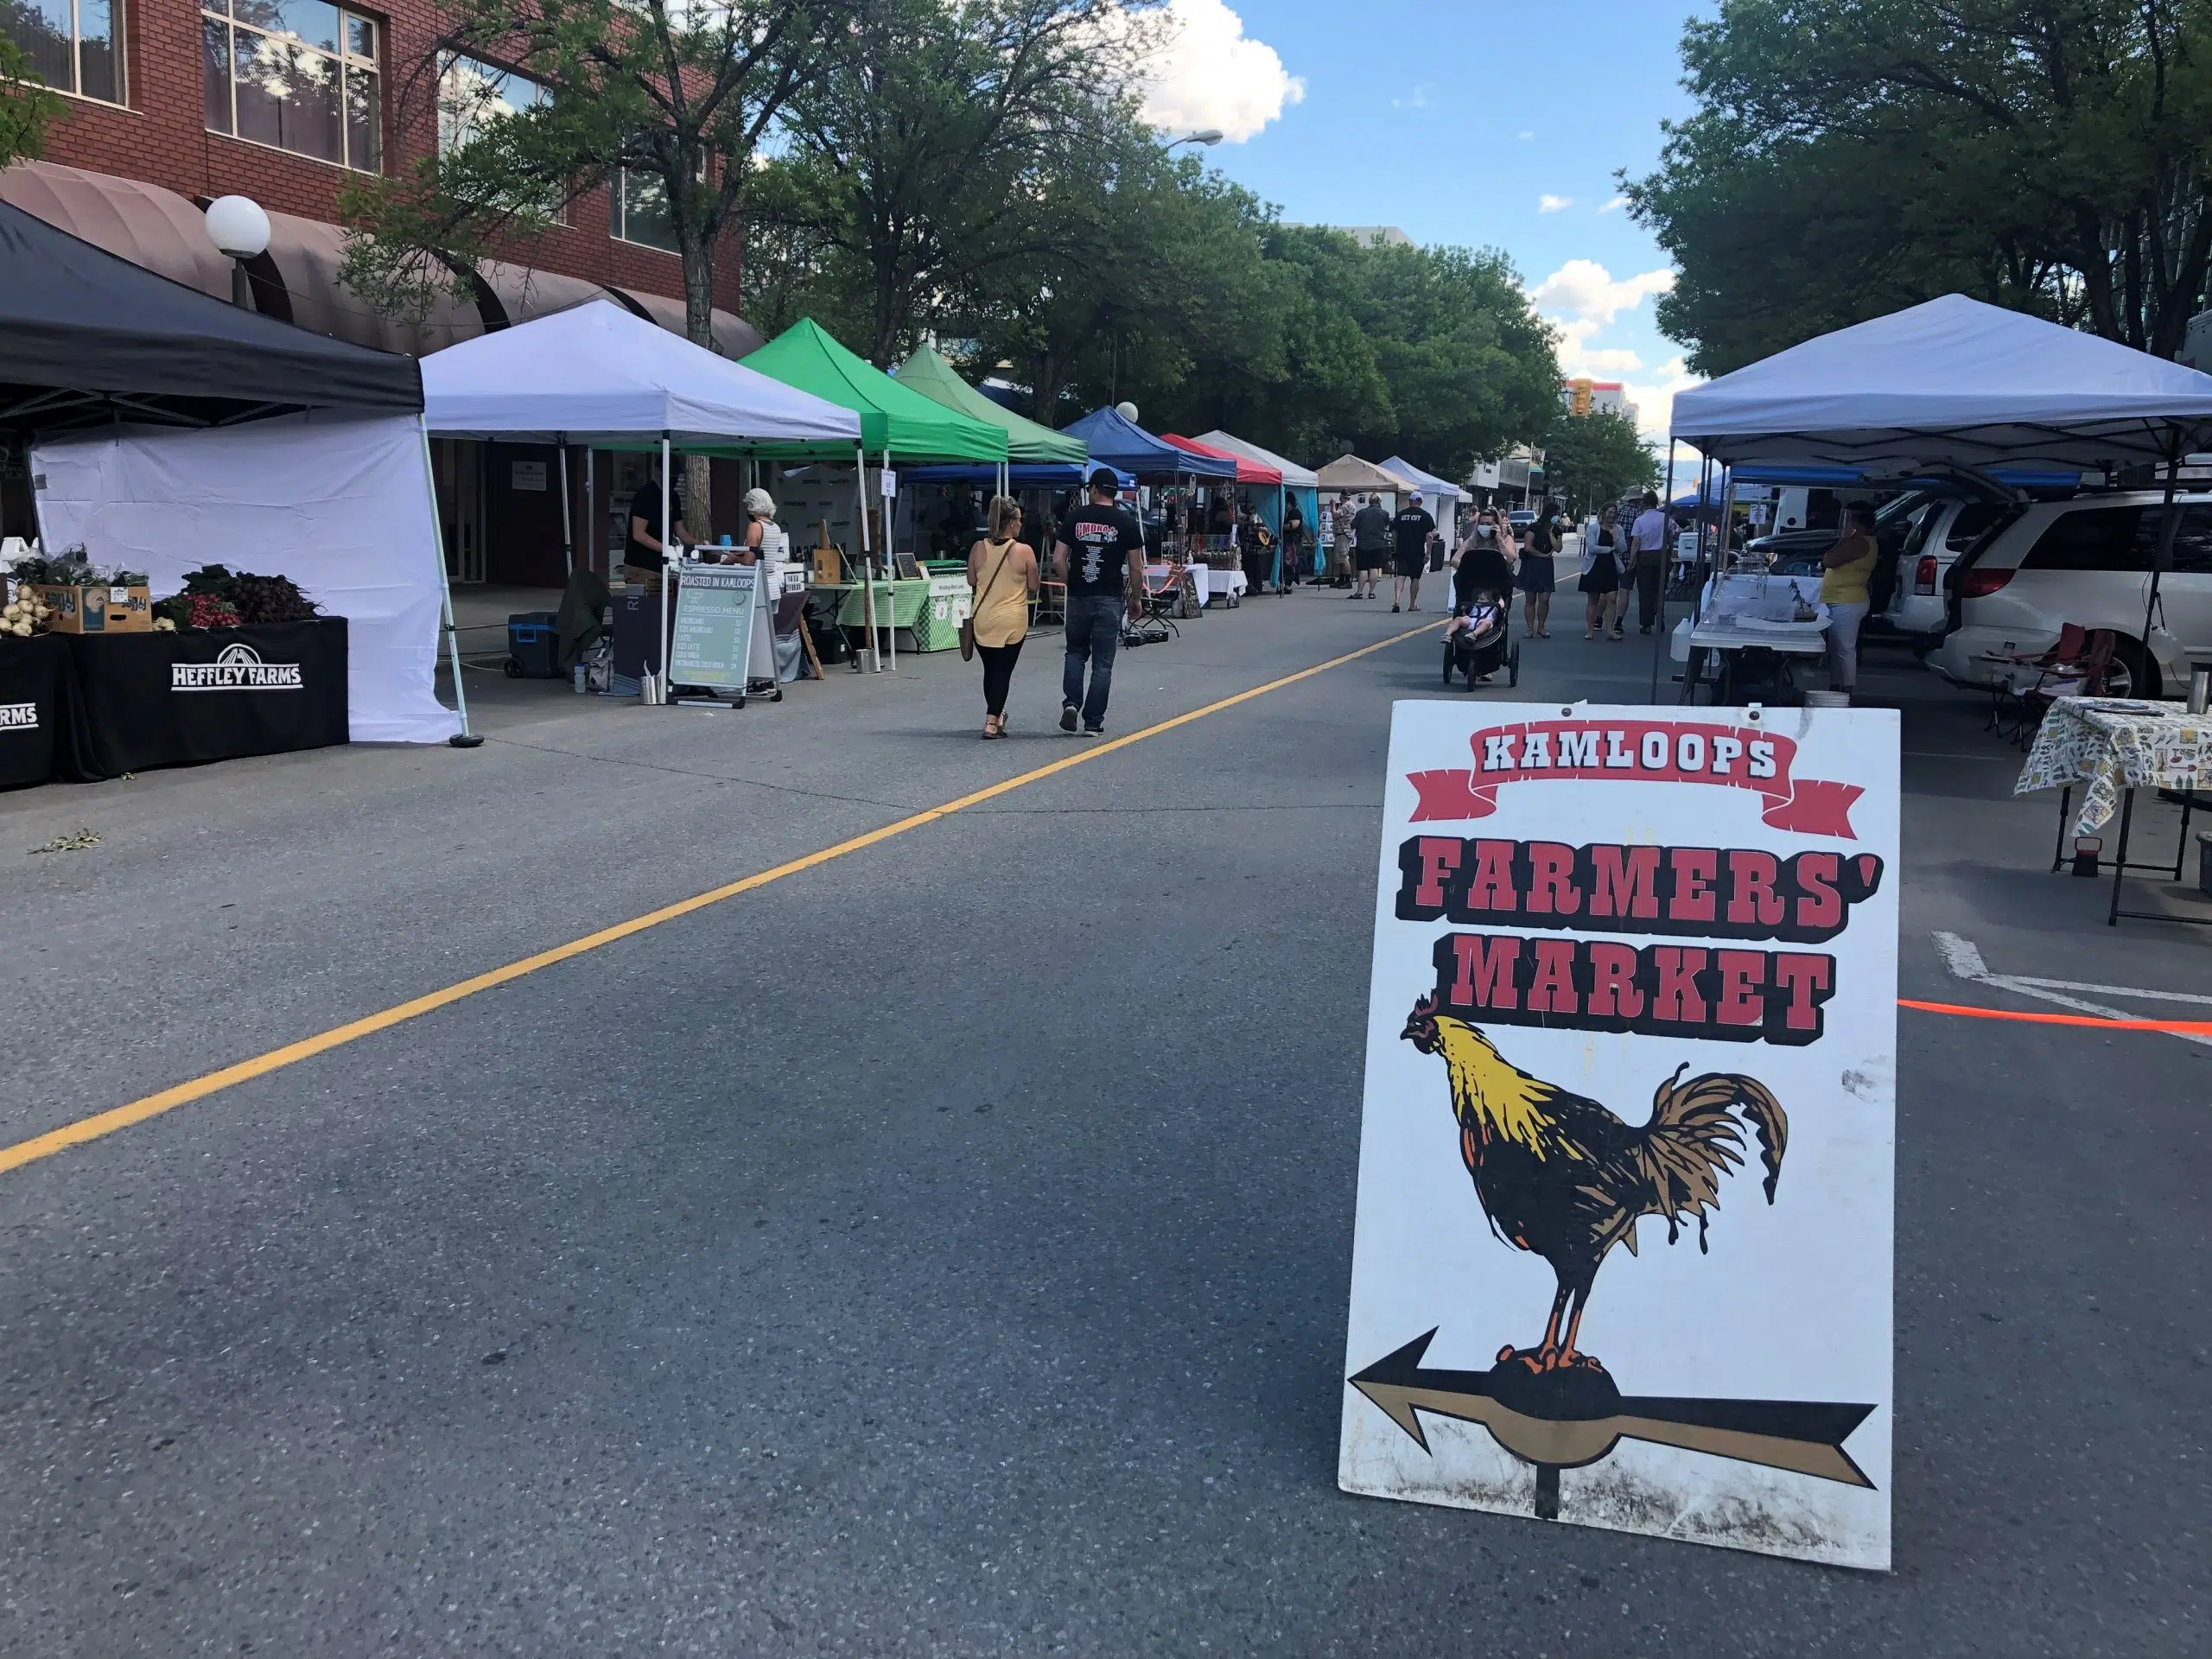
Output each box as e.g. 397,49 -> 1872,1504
967,495 -> 1039,738
1281,498 -> 1307,585
1053,467 -> 1146,736
1391,491 -> 1438,612
1579,503 -> 1625,639
1351,493 -> 1393,599
1627,490 -> 1669,634
1821,501 -> 1879,701
1518,499 -> 1560,637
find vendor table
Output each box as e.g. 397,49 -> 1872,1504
2016,696 -> 2209,926
66,620 -> 349,778
0,633 -> 92,788
1669,573 -> 1829,704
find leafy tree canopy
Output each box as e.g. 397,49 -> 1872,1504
1624,0 -> 2212,375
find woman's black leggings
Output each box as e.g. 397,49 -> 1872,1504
978,640 -> 1022,716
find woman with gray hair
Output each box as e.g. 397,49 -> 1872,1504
740,487 -> 789,565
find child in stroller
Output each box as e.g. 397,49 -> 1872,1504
1442,522 -> 1520,689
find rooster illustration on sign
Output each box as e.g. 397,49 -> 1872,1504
1351,995 -> 1873,1500
1401,993 -> 1787,1375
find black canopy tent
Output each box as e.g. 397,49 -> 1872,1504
0,200 -> 476,745
0,200 -> 423,432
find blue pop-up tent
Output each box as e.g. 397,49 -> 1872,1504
1060,406 -> 1236,480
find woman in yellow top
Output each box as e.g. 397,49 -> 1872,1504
1820,502 -> 1880,700
967,495 -> 1041,738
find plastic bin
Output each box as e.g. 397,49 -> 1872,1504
505,612 -> 560,678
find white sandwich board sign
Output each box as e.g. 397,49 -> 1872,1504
1339,701 -> 1897,1570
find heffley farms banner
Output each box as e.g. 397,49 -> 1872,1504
1340,702 -> 1898,1570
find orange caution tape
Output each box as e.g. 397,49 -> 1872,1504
1899,998 -> 2212,1036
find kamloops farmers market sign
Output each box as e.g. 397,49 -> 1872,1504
1340,702 -> 1898,1571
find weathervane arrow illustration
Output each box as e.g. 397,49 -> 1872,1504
1351,1330 -> 1877,1493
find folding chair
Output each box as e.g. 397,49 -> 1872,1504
1123,563 -> 1187,645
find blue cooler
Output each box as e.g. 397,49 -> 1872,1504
505,612 -> 560,678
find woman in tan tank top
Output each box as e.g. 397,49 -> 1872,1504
967,495 -> 1040,738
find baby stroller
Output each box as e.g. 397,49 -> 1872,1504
1443,592 -> 1518,689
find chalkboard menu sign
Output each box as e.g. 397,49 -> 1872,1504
668,563 -> 758,689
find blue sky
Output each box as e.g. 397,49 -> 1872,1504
1133,0 -> 1713,435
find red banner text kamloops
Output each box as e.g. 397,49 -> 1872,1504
1406,718 -> 1865,839
1401,837 -> 1886,1045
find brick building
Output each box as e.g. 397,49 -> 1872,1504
1,0 -> 759,586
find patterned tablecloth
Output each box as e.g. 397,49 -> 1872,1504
2016,696 -> 2212,833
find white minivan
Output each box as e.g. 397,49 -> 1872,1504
1885,497 -> 2013,638
1926,492 -> 2212,696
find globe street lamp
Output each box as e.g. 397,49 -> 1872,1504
203,195 -> 270,310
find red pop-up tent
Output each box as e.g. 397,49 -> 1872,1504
1163,431 -> 1282,485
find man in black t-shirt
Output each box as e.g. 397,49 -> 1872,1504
1391,491 -> 1438,612
625,460 -> 670,578
1052,467 -> 1146,735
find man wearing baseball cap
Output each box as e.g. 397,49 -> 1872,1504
1052,467 -> 1147,735
1390,489 -> 1438,613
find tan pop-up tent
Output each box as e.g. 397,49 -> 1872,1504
1316,454 -> 1408,494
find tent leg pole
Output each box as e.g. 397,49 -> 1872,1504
1646,441 -> 1679,704
421,420 -> 481,747
871,448 -> 889,677
660,434 -> 672,703
2140,443 -> 2179,693
558,440 -> 574,578
857,444 -> 879,672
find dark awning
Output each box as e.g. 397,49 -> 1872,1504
0,199 -> 423,435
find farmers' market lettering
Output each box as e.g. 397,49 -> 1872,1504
1426,932 -> 1836,1046
1395,837 -> 1885,944
1398,836 -> 1883,1045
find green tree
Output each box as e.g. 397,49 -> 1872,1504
1539,409 -> 1657,516
777,0 -> 1147,366
341,0 -> 825,349
1624,0 -> 2212,374
0,32 -> 62,164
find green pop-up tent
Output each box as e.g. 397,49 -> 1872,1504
737,320 -> 1005,673
891,345 -> 1085,466
739,320 -> 1007,462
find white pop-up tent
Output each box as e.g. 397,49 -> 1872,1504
1671,294 -> 2212,471
1657,293 -> 2212,697
423,299 -> 864,690
421,299 -> 861,448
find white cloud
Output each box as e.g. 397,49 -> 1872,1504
1529,262 -> 1692,436
1622,359 -> 1700,440
1599,194 -> 1630,213
1131,0 -> 1305,143
1530,259 -> 1675,325
1537,194 -> 1573,214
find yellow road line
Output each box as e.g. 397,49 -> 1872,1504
1,621 -> 1440,1177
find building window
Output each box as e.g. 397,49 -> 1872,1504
609,165 -> 680,252
3,0 -> 124,104
201,1 -> 380,172
437,50 -> 543,153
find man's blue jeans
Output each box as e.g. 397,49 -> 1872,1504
1062,594 -> 1124,730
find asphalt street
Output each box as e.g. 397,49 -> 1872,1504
1,590 -> 2205,1656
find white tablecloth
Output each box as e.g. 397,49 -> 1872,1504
2017,696 -> 2211,833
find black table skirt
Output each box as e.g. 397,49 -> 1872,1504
0,632 -> 96,788
1,620 -> 349,787
63,619 -> 349,778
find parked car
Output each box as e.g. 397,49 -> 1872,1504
1885,497 -> 2015,638
1926,492 -> 2212,696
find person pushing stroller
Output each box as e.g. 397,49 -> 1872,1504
1443,508 -> 1521,687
